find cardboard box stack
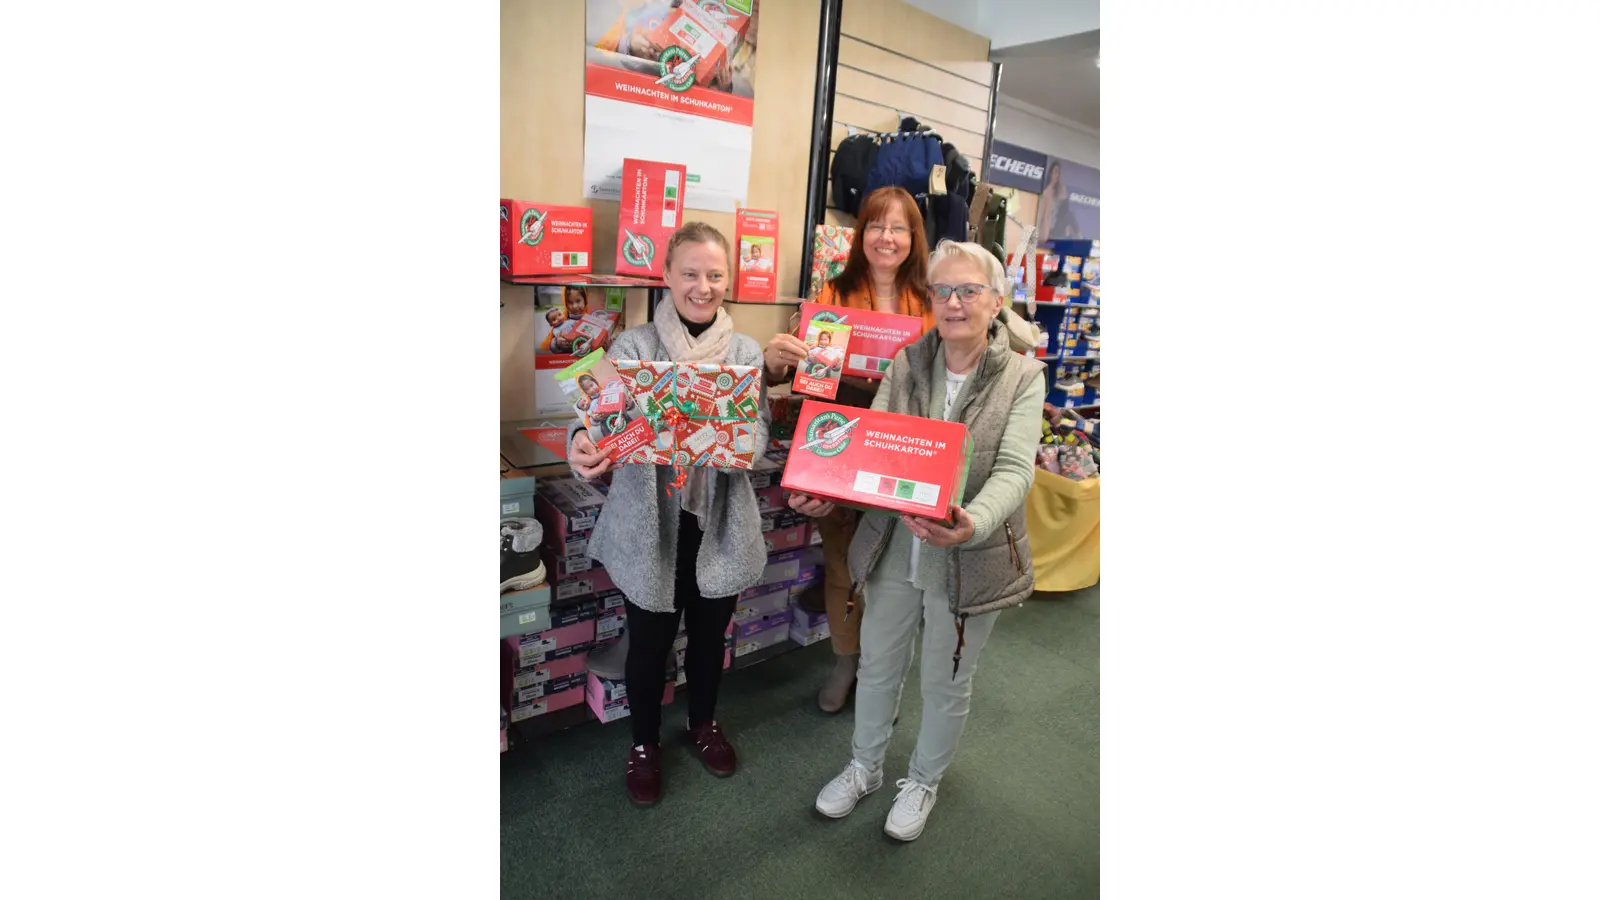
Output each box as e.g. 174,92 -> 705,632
504,598 -> 597,723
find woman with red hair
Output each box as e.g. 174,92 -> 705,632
764,186 -> 934,713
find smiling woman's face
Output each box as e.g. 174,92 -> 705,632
929,256 -> 1001,344
665,240 -> 729,323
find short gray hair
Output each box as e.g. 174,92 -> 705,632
929,239 -> 1008,296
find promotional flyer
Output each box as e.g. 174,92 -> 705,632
780,400 -> 971,521
734,208 -> 778,301
583,0 -> 759,213
795,301 -> 923,379
615,157 -> 687,277
500,201 -> 592,276
791,320 -> 850,400
554,350 -> 658,462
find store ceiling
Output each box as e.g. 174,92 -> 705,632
993,31 -> 1100,130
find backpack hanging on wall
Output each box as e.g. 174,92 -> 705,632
969,186 -> 1008,264
830,134 -> 879,217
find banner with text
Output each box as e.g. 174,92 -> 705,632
582,0 -> 759,214
988,140 -> 1099,241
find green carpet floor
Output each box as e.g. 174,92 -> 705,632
501,583 -> 1098,900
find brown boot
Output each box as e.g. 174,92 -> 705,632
817,652 -> 858,713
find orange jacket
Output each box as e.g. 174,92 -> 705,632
814,279 -> 935,333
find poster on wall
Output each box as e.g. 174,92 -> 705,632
582,0 -> 759,214
987,139 -> 1100,241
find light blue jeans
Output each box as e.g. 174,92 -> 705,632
851,568 -> 1000,787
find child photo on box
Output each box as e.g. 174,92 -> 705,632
741,239 -> 773,273
539,286 -> 592,353
802,326 -> 845,379
566,221 -> 772,809
788,238 -> 1047,843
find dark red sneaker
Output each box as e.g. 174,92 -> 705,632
686,721 -> 738,777
626,744 -> 662,807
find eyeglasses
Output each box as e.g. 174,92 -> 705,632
928,283 -> 993,305
864,224 -> 910,238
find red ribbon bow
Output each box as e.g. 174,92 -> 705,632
659,402 -> 693,496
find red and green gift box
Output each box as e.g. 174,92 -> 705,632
556,350 -> 764,471
780,399 -> 971,520
618,360 -> 763,470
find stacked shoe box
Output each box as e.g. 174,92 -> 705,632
732,546 -> 824,668
756,483 -> 812,554
586,663 -> 675,723
592,589 -> 627,649
505,597 -> 598,723
534,475 -> 612,601
789,600 -> 830,647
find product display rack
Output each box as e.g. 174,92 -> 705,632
1013,238 -> 1100,410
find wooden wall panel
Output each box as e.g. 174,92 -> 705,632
835,68 -> 989,135
837,36 -> 992,109
839,3 -> 992,77
500,0 -> 821,423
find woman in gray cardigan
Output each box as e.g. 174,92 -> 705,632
789,239 -> 1046,841
568,222 -> 771,808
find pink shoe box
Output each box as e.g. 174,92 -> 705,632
509,682 -> 585,723
549,566 -> 618,603
808,523 -> 824,546
760,507 -> 809,533
585,672 -> 674,724
534,476 -> 608,557
734,584 -> 790,623
762,522 -> 809,555
595,608 -> 625,643
550,549 -> 604,579
754,484 -> 788,515
595,589 -> 626,613
508,602 -> 598,667
512,652 -> 589,703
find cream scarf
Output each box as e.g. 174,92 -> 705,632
653,297 -> 736,522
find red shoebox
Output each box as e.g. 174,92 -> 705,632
796,301 -> 925,380
781,400 -> 971,521
734,208 -> 779,302
616,158 -> 687,277
501,201 -> 592,276
644,0 -> 753,91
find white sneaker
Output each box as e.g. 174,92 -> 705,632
884,778 -> 938,841
815,759 -> 883,819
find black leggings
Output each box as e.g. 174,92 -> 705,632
624,510 -> 738,746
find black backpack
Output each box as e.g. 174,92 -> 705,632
831,134 -> 879,217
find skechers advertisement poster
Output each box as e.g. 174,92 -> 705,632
987,139 -> 1099,241
583,1 -> 759,214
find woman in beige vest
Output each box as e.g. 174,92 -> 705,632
789,240 -> 1047,841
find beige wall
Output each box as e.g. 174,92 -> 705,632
500,0 -> 823,429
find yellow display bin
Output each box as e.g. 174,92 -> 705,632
1024,469 -> 1100,591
